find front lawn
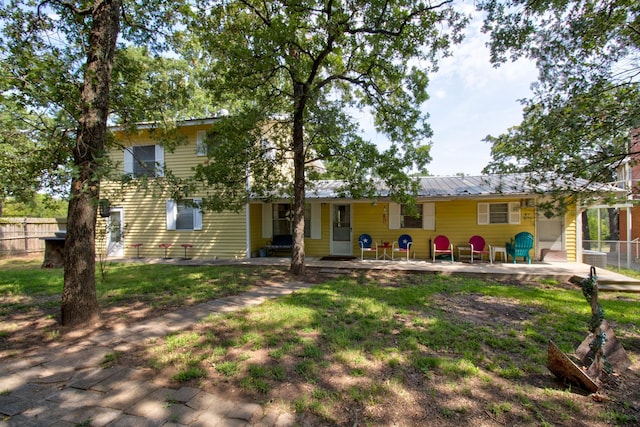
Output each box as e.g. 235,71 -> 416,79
1,258 -> 638,426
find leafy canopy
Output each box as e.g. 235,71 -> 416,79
478,0 -> 640,203
184,0 -> 467,211
0,1 -> 205,202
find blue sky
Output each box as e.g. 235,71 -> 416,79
424,11 -> 539,176
361,8 -> 540,177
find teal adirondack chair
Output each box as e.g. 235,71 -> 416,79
506,232 -> 534,264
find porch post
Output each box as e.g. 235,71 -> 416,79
246,203 -> 251,258
627,206 -> 632,267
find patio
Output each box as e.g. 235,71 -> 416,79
116,256 -> 640,292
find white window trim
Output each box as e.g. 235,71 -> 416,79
262,203 -> 273,238
389,203 -> 401,229
124,144 -> 164,177
477,202 -> 520,225
196,130 -> 208,156
310,203 -> 322,239
166,198 -> 203,231
261,202 -> 321,239
389,202 -> 434,230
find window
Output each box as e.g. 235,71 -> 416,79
401,204 -> 423,228
272,203 -> 311,237
196,131 -> 208,156
478,202 -> 520,225
388,203 -> 434,230
166,199 -> 203,230
124,145 -> 164,177
273,204 -> 293,235
261,138 -> 275,161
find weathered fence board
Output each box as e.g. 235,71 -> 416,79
0,218 -> 67,256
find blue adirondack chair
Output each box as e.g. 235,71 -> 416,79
506,232 -> 534,264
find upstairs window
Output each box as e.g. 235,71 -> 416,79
196,131 -> 208,156
124,145 -> 164,178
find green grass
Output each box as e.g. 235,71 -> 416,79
144,272 -> 639,425
0,259 -> 268,317
2,258 -> 639,426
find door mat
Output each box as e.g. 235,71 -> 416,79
319,256 -> 357,261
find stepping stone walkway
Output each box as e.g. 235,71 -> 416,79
0,282 -> 313,426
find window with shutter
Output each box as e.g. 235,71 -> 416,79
478,202 -> 521,225
196,131 -> 208,156
124,145 -> 164,178
166,199 -> 203,231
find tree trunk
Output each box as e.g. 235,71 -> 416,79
61,0 -> 121,327
290,82 -> 306,276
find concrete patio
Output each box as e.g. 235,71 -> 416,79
115,256 -> 640,292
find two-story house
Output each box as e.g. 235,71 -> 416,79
100,117 -> 617,262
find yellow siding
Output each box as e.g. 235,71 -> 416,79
248,203 -> 330,257
100,188 -> 247,259
565,204 -> 578,262
246,200 -> 539,259
107,125 -> 569,261
105,125 -> 248,259
352,200 -> 536,260
249,203 -> 263,256
111,125 -> 211,178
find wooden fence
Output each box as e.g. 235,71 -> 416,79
0,217 -> 67,256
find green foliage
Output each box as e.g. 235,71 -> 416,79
215,361 -> 240,377
478,0 -> 640,205
185,0 -> 468,210
110,45 -> 216,131
173,366 -> 206,382
0,2 -> 201,198
0,261 -> 260,316
586,209 -> 611,241
2,194 -> 68,218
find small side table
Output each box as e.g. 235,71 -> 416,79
159,243 -> 172,259
181,243 -> 193,260
458,246 -> 472,263
130,243 -> 143,258
378,242 -> 392,260
491,246 -> 507,263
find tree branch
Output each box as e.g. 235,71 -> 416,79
41,0 -> 93,17
345,0 -> 453,37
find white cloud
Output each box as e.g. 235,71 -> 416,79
356,8 -> 539,177
423,10 -> 538,176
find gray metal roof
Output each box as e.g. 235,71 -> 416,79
303,174 -> 624,200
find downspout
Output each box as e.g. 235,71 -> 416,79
627,205 -> 632,267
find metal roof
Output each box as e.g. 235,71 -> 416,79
302,174 -> 624,200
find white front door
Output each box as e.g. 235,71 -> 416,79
107,208 -> 125,257
331,204 -> 352,255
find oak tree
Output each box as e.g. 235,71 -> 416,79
187,0 -> 467,274
479,0 -> 640,206
0,1 -> 189,326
